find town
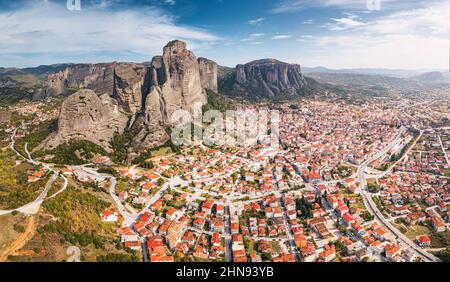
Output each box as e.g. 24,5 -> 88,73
2,91 -> 448,263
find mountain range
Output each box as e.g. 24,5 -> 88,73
2,40 -> 450,161
302,66 -> 448,78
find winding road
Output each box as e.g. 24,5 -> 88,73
0,128 -> 67,216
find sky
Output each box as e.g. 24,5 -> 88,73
0,0 -> 449,70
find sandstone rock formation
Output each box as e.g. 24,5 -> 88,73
198,57 -> 218,92
129,40 -> 207,157
113,63 -> 150,114
219,59 -> 308,99
44,89 -> 128,151
44,41 -> 210,159
37,62 -> 150,115
37,43 -> 315,160
37,63 -> 115,99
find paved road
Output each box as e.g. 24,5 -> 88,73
274,187 -> 300,261
0,172 -> 58,216
108,176 -> 136,226
0,130 -> 62,215
224,205 -> 233,262
9,128 -> 26,160
73,165 -> 136,226
438,134 -> 450,166
357,127 -> 441,262
47,174 -> 68,199
24,142 -> 69,199
369,131 -> 423,180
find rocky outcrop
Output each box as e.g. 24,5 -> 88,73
43,89 -> 128,151
219,59 -> 309,99
129,40 -> 207,158
129,88 -> 169,154
35,43 -> 314,159
43,41 -> 209,159
37,63 -> 115,99
113,63 -> 150,114
198,57 -> 218,92
37,63 -> 148,115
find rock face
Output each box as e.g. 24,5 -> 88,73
44,89 -> 128,151
40,41 -> 313,159
37,64 -> 115,99
219,59 -> 308,99
37,44 -> 313,159
198,57 -> 218,92
37,63 -> 149,115
113,63 -> 150,114
44,41 -> 209,159
129,40 -> 207,156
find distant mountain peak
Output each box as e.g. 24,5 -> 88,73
245,58 -> 287,65
219,59 -> 310,100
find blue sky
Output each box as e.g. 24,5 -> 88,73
0,0 -> 449,70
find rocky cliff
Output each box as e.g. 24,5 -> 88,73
113,63 -> 150,114
198,57 -> 218,93
38,42 -> 313,160
43,89 -> 128,151
36,63 -> 115,99
37,63 -> 149,115
219,59 -> 309,99
129,40 -> 207,157
44,41 -> 209,159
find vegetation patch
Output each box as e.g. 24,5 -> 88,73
0,149 -> 48,209
22,186 -> 137,261
15,119 -> 57,157
110,129 -> 137,164
366,178 -> 379,193
39,140 -> 108,165
202,89 -> 236,113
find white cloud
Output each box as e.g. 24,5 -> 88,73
296,35 -> 314,42
271,0 -> 436,14
304,34 -> 448,69
366,2 -> 450,36
321,1 -> 450,36
272,0 -> 373,13
0,1 -> 219,67
302,1 -> 450,69
240,33 -> 265,42
327,15 -> 366,30
247,17 -> 265,26
271,35 -> 292,40
164,0 -> 176,5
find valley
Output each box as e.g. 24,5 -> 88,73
0,40 -> 449,263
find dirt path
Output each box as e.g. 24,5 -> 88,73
0,216 -> 36,262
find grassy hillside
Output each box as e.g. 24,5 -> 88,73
0,149 -> 49,210
202,89 -> 237,113
39,140 -> 108,165
8,185 -> 140,262
15,119 -> 57,157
